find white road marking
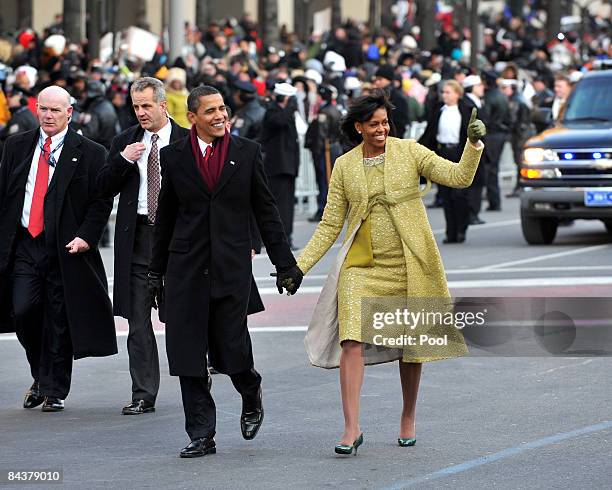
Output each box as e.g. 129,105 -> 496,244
257,276 -> 612,295
524,359 -> 594,377
0,325 -> 310,342
477,244 -> 612,271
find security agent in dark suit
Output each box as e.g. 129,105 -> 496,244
96,77 -> 189,415
259,82 -> 300,249
481,70 -> 511,211
148,85 -> 302,458
462,75 -> 487,225
0,86 -> 116,412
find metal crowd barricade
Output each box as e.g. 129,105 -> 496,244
295,131 -> 318,216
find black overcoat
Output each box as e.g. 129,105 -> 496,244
150,134 -> 296,376
96,119 -> 188,318
259,102 -> 300,177
0,128 -> 117,359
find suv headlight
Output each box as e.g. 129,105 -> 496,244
523,148 -> 558,164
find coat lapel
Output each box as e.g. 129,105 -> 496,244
212,136 -> 243,197
176,136 -> 210,197
345,142 -> 368,206
47,129 -> 82,197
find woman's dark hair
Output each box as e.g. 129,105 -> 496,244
340,89 -> 395,145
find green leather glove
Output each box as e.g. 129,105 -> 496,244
467,107 -> 487,144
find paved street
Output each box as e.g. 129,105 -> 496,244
2,179 -> 611,489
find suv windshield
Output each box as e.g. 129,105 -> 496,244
564,76 -> 612,123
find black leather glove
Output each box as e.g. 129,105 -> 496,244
147,271 -> 164,310
270,265 -> 303,295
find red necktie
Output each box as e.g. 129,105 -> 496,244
203,144 -> 212,163
28,136 -> 52,238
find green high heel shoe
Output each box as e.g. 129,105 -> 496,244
397,437 -> 416,447
335,433 -> 364,455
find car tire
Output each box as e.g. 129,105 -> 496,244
521,211 -> 558,244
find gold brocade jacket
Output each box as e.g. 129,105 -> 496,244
297,136 -> 484,297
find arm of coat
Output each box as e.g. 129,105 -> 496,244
0,134 -> 12,211
75,144 -> 113,247
149,149 -> 179,274
412,139 -> 484,189
96,134 -> 138,198
249,145 -> 296,269
80,112 -> 102,145
297,159 -> 348,275
262,105 -> 294,129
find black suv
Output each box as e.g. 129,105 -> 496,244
519,70 -> 612,244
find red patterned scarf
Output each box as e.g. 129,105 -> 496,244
189,124 -> 230,191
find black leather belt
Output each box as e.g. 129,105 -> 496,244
136,214 -> 153,226
437,142 -> 459,149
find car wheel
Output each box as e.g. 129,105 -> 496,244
604,220 -> 612,235
521,211 -> 558,244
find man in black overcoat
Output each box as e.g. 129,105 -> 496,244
148,85 -> 302,458
0,86 -> 116,412
97,77 -> 188,415
259,82 -> 300,249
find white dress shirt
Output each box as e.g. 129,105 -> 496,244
134,119 -> 172,216
196,136 -> 213,159
551,97 -> 565,120
436,104 -> 461,144
21,126 -> 68,228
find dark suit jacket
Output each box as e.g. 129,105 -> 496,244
0,128 -> 117,359
260,102 -> 300,178
418,100 -> 472,155
96,119 -> 188,318
150,134 -> 296,376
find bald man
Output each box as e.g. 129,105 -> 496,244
0,86 -> 117,412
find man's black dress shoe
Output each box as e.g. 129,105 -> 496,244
41,397 -> 64,412
443,234 -> 465,244
23,381 -> 45,409
122,400 -> 155,415
469,216 -> 486,225
486,205 -> 501,211
179,437 -> 216,458
241,387 -> 264,440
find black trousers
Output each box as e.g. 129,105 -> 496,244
12,228 -> 72,399
437,143 -> 469,240
268,175 -> 296,241
127,222 -> 160,403
178,293 -> 261,441
482,132 -> 507,209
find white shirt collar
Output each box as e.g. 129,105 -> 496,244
441,104 -> 460,112
197,136 -> 213,156
40,126 -> 68,146
144,118 -> 172,143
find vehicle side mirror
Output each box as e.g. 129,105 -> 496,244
532,107 -> 553,127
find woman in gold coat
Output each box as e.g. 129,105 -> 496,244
294,90 -> 486,455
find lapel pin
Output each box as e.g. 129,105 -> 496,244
72,157 -> 77,161
230,160 -> 236,165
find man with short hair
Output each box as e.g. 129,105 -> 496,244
148,85 -> 301,457
552,73 -> 572,121
0,86 -> 116,411
97,77 -> 189,415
